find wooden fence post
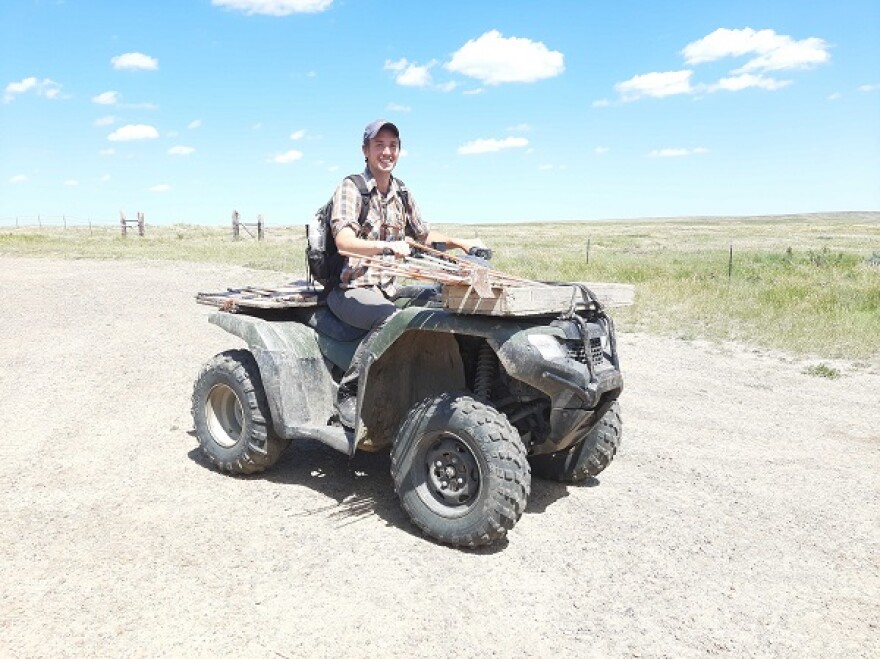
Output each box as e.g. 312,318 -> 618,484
120,211 -> 127,237
728,244 -> 734,281
586,237 -> 591,265
137,212 -> 145,237
257,214 -> 264,241
232,211 -> 240,240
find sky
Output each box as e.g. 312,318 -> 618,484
1,0 -> 879,226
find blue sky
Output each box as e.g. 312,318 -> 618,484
1,0 -> 878,226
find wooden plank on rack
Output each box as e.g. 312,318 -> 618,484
442,282 -> 635,315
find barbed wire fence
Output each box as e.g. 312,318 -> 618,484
0,214 -> 122,233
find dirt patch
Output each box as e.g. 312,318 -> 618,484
1,256 -> 877,657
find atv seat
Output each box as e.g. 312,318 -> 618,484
292,306 -> 368,342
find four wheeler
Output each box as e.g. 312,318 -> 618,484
192,282 -> 623,547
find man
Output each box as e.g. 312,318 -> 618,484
328,119 -> 487,428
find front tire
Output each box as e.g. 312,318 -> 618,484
391,393 -> 530,547
191,349 -> 289,475
529,401 -> 622,483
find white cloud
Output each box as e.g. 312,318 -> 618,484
111,52 -> 159,71
63,179 -> 78,187
735,38 -> 829,73
647,147 -> 709,158
615,70 -> 694,101
508,123 -> 531,132
859,83 -> 880,92
592,98 -> 611,108
187,119 -> 202,129
828,92 -> 841,101
168,145 -> 195,156
9,174 -> 28,184
709,73 -> 791,92
289,129 -> 306,140
445,30 -> 564,85
4,76 -> 65,103
100,174 -> 111,182
385,58 -> 435,87
211,0 -> 332,16
683,28 -> 785,64
99,148 -> 116,156
271,149 -> 303,164
436,81 -> 458,93
93,90 -> 121,105
463,88 -> 484,96
93,115 -> 116,127
108,124 -> 160,141
150,184 -> 171,192
594,146 -> 609,155
682,28 -> 829,73
386,103 -> 411,112
457,136 -> 529,155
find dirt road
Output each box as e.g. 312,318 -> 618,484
1,256 -> 877,657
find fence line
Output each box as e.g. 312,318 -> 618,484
0,215 -> 119,229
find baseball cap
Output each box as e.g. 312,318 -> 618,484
363,119 -> 399,144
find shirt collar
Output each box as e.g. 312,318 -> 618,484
363,166 -> 399,196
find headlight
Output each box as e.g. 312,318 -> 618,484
527,334 -> 566,361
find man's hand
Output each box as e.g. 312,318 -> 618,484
381,240 -> 410,257
467,245 -> 493,261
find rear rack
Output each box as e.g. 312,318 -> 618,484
196,281 -> 324,313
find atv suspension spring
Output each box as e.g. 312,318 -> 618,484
473,343 -> 496,401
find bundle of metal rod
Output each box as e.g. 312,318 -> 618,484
338,250 -> 471,285
338,244 -> 546,298
404,239 -> 551,287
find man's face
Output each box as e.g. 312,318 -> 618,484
362,127 -> 400,175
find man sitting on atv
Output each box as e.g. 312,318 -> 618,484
328,119 -> 489,428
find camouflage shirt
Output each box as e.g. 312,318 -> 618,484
330,168 -> 430,291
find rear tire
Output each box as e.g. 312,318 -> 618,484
391,393 -> 530,547
191,349 -> 289,475
529,401 -> 622,483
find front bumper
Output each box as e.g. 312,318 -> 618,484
493,318 -> 623,454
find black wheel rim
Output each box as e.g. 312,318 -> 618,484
416,433 -> 482,517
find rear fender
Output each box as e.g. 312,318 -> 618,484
208,312 -> 336,435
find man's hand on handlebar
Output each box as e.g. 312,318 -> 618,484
467,246 -> 493,261
380,240 -> 410,257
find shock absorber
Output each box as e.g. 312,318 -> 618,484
473,342 -> 496,401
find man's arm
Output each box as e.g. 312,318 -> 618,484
335,226 -> 410,257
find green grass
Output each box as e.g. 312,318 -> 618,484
803,363 -> 842,379
2,212 -> 878,362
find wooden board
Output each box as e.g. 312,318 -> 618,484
442,282 -> 635,316
196,281 -> 324,311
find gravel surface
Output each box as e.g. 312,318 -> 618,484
1,256 -> 877,657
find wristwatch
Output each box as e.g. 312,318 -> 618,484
382,246 -> 394,256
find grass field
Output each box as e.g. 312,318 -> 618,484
2,212 -> 878,363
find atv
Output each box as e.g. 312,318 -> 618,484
192,280 -> 624,547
